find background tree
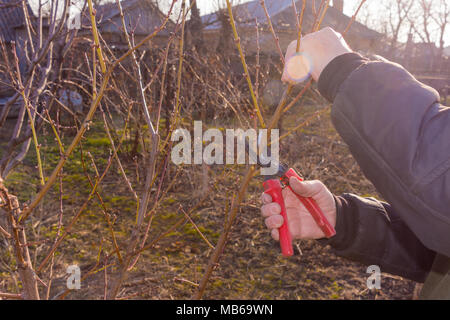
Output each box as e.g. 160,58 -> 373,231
386,0 -> 414,57
186,0 -> 205,52
431,0 -> 449,67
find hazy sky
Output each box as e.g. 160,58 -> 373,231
28,0 -> 360,15
28,0 -> 449,47
194,0 -> 360,16
194,0 -> 449,47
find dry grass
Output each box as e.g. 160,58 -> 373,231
0,100 -> 416,300
0,0 -> 418,300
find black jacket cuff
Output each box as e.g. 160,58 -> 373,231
318,52 -> 369,103
317,195 -> 356,248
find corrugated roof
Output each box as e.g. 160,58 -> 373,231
86,0 -> 171,36
0,0 -> 32,42
0,0 -> 169,41
95,0 -> 142,24
202,0 -> 381,39
202,0 -> 293,30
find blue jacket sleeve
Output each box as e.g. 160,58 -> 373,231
317,52 -> 450,275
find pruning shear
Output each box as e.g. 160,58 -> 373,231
260,162 -> 336,257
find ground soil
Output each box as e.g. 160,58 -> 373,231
0,100 -> 417,300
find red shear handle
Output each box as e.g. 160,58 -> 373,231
263,179 -> 294,257
284,168 -> 336,238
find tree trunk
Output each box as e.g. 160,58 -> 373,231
187,0 -> 205,52
216,9 -> 234,56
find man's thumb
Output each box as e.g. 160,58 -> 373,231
289,177 -> 323,198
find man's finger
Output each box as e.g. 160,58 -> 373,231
260,192 -> 272,204
289,177 -> 324,198
271,228 -> 279,241
281,70 -> 289,83
261,202 -> 281,218
265,215 -> 284,229
281,40 -> 299,83
281,67 -> 295,83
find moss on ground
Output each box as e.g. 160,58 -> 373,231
0,104 -> 416,300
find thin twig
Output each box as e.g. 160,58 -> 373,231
87,0 -> 106,73
225,0 -> 266,128
342,0 -> 367,36
19,0 -> 176,221
0,292 -> 22,299
260,0 -> 285,64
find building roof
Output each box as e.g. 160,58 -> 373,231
444,46 -> 450,57
202,0 -> 293,29
202,0 -> 381,40
95,0 -> 142,23
0,0 -> 171,42
0,0 -> 33,42
92,0 -> 172,36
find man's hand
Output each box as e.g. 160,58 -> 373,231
261,177 -> 337,240
282,27 -> 352,83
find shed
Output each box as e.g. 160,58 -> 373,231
0,0 -> 35,98
90,0 -> 174,49
201,0 -> 383,55
0,0 -> 32,43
